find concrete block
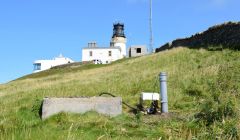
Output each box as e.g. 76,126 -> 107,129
41,97 -> 122,119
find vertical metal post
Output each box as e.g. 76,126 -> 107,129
160,72 -> 168,113
149,0 -> 153,53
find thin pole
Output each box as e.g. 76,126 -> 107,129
149,0 -> 153,53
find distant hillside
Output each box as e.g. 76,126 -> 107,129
156,21 -> 240,52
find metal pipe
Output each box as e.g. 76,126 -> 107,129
160,72 -> 168,113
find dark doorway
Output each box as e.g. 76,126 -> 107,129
136,48 -> 142,53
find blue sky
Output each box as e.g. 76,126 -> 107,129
0,0 -> 239,84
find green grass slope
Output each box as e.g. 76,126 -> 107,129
156,22 -> 240,52
0,48 -> 240,139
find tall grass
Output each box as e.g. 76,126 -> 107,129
0,48 -> 239,139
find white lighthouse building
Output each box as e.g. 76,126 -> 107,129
33,54 -> 74,73
82,23 -> 127,64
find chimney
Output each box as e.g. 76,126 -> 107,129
88,42 -> 97,48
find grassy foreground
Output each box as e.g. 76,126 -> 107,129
0,48 -> 240,139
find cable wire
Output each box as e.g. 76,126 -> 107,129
99,92 -> 139,111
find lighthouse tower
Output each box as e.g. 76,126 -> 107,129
111,23 -> 127,58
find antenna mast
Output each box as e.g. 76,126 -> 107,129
149,0 -> 153,53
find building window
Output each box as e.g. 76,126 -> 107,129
34,63 -> 41,70
136,48 -> 142,53
108,51 -> 112,56
89,51 -> 93,56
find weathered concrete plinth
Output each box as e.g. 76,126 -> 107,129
41,97 -> 122,119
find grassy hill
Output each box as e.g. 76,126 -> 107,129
156,22 -> 240,52
0,48 -> 240,139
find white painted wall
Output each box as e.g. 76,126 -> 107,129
82,48 -> 122,64
128,45 -> 148,57
111,37 -> 127,57
33,55 -> 74,73
115,42 -> 126,57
